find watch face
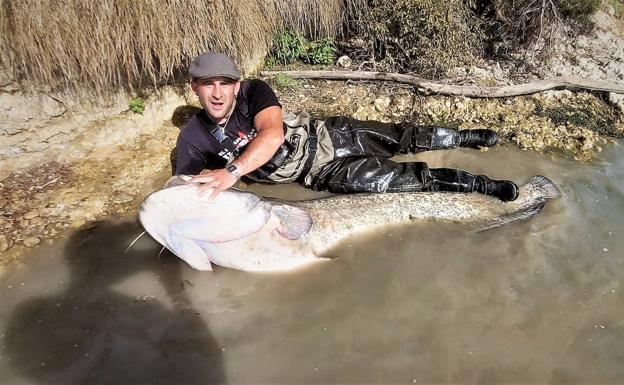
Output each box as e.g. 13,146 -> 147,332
227,165 -> 237,172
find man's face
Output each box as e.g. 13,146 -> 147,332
191,77 -> 241,124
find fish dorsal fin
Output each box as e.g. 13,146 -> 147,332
271,204 -> 313,240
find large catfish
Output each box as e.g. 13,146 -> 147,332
138,175 -> 560,272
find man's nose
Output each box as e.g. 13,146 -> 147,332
211,84 -> 223,99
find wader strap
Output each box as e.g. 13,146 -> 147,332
196,110 -> 240,160
296,122 -> 318,183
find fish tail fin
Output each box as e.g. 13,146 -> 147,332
477,176 -> 560,232
477,201 -> 546,232
524,175 -> 561,200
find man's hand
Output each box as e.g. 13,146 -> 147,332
191,168 -> 238,200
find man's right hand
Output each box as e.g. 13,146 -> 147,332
191,168 -> 239,200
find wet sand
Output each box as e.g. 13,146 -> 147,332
1,143 -> 623,384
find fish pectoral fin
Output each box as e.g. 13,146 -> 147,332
271,204 -> 313,240
169,234 -> 213,271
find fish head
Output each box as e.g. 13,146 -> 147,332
139,184 -> 274,270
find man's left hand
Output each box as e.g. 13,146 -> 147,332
191,168 -> 238,200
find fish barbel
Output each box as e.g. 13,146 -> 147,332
138,175 -> 560,272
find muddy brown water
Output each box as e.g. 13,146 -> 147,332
1,142 -> 623,385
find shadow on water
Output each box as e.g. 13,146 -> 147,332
3,220 -> 226,385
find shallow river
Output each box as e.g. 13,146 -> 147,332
1,142 -> 623,385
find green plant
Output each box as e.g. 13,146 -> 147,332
268,30 -> 308,65
305,38 -> 337,65
267,30 -> 338,66
129,97 -> 145,114
272,73 -> 301,90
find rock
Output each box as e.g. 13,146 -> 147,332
24,142 -> 50,153
353,105 -> 371,120
112,191 -> 136,204
23,210 -> 40,220
338,94 -> 352,106
393,96 -> 412,114
23,236 -> 40,247
0,235 -> 10,253
374,96 -> 391,112
336,55 -> 352,69
608,92 -> 624,113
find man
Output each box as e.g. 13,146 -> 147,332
174,52 -> 519,201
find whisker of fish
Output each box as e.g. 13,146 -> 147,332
124,230 -> 146,254
157,246 -> 166,262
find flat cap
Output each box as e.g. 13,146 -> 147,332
189,52 -> 241,80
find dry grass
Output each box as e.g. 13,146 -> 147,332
0,0 -> 364,94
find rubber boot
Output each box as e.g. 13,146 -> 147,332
473,174 -> 519,202
458,129 -> 499,148
428,168 -> 519,202
428,127 -> 498,150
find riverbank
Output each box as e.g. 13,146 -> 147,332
1,81 -> 622,274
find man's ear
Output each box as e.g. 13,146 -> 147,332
234,81 -> 241,96
190,79 -> 198,94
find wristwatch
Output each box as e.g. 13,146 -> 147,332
226,164 -> 242,179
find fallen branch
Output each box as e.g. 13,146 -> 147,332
260,70 -> 624,98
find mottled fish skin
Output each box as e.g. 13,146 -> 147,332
139,176 -> 560,272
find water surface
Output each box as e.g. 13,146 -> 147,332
1,143 -> 623,384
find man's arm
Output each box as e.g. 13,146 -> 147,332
231,105 -> 284,175
192,105 -> 284,198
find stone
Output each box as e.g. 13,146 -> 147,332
112,191 -> 135,204
393,96 -> 412,114
338,94 -> 352,106
30,217 -> 45,227
336,55 -> 352,69
353,105 -> 371,121
0,235 -> 10,253
374,96 -> 391,112
23,210 -> 39,220
608,92 -> 624,113
23,236 -> 41,247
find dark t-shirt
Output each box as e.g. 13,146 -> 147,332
174,79 -> 281,175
